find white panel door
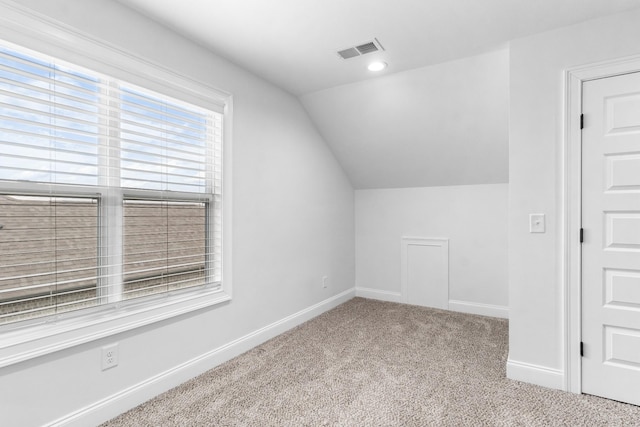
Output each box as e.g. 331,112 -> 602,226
401,237 -> 449,309
582,72 -> 640,405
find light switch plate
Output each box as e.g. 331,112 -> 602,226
529,214 -> 545,233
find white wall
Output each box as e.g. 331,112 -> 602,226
355,184 -> 508,318
301,49 -> 509,189
508,8 -> 640,388
0,1 -> 355,426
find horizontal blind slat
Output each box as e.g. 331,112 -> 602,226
121,86 -> 210,118
120,109 -> 208,135
0,63 -> 103,100
0,48 -> 100,85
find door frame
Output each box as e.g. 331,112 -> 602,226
564,54 -> 640,394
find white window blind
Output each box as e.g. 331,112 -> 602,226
0,195 -> 99,324
0,47 -> 101,186
122,200 -> 207,300
119,85 -> 222,194
0,43 -> 223,326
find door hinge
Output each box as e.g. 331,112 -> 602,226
580,341 -> 584,357
580,114 -> 584,129
580,228 -> 584,243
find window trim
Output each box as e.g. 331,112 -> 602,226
0,0 -> 233,368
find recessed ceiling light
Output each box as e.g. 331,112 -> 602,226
368,61 -> 387,72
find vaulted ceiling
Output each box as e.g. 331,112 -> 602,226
116,0 -> 640,188
116,0 -> 640,95
301,49 -> 509,189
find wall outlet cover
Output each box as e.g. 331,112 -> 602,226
101,343 -> 119,371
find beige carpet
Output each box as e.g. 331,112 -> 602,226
102,298 -> 640,426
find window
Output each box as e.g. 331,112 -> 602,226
0,42 -> 225,327
122,199 -> 208,299
0,195 -> 99,324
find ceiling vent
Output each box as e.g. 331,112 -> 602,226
337,47 -> 360,59
337,38 -> 384,60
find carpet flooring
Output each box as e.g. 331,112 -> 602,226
102,298 -> 640,426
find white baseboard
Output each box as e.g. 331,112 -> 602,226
354,291 -> 509,320
448,299 -> 509,319
49,288 -> 356,427
355,287 -> 403,303
506,358 -> 565,391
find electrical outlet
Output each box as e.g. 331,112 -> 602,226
322,276 -> 328,288
101,343 -> 119,371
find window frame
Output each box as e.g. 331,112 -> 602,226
0,2 -> 233,368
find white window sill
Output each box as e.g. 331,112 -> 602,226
0,288 -> 231,369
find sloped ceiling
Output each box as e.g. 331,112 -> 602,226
116,0 -> 640,95
112,0 -> 639,188
301,49 -> 509,189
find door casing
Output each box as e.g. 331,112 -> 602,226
564,55 -> 640,394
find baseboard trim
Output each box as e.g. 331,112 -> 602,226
506,358 -> 565,391
355,287 -> 403,303
354,291 -> 509,319
48,288 -> 356,427
448,299 -> 509,319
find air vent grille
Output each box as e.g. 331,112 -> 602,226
337,38 -> 384,60
338,47 -> 360,60
356,42 -> 378,55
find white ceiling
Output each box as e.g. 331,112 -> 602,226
112,0 -> 640,189
301,49 -> 509,189
116,0 -> 640,95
